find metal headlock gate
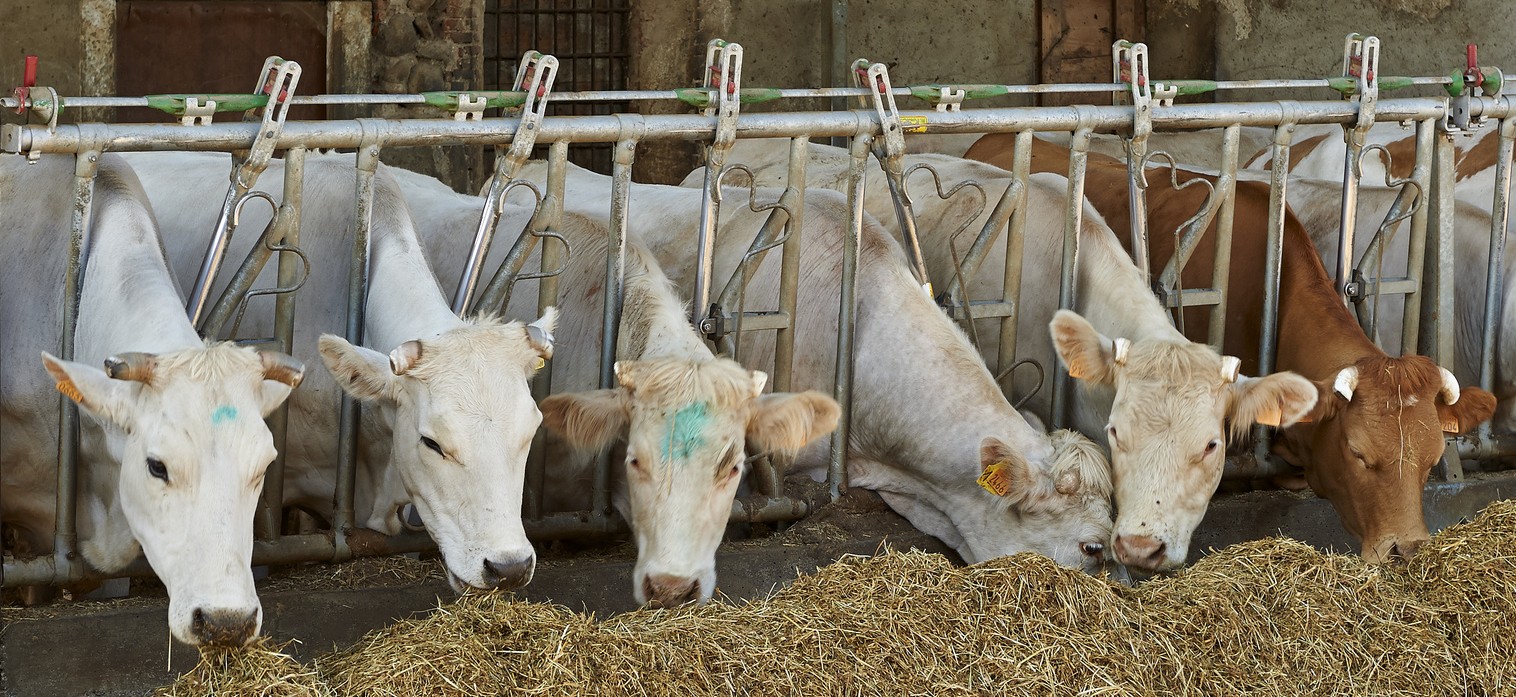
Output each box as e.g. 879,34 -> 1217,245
3,33 -> 1513,588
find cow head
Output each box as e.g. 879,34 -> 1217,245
1274,355 -> 1495,563
318,309 -> 557,593
976,429 -> 1115,573
1050,310 -> 1318,573
541,357 -> 839,608
42,345 -> 302,646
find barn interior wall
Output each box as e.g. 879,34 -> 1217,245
0,0 -> 88,103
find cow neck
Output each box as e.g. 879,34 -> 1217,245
616,248 -> 713,363
849,248 -> 1052,482
80,179 -> 202,355
1273,219 -> 1384,378
362,216 -> 465,351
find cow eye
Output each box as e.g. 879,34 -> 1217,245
147,457 -> 169,483
1204,439 -> 1221,455
1080,541 -> 1104,557
420,436 -> 445,457
628,457 -> 643,472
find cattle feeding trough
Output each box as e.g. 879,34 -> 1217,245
3,33 -> 1516,688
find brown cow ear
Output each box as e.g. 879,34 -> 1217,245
1437,386 -> 1496,434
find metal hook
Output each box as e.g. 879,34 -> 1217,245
231,190 -> 278,228
992,358 -> 1046,411
227,240 -> 311,339
513,228 -> 573,283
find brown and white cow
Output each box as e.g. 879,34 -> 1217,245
967,134 -> 1497,563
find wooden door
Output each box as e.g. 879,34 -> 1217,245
114,1 -> 328,123
1039,0 -> 1146,106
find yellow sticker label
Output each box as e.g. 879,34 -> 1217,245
900,115 -> 929,133
976,460 -> 1013,497
55,378 -> 84,405
534,357 -> 546,371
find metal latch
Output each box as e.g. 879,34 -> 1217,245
854,59 -> 934,296
1341,33 -> 1380,139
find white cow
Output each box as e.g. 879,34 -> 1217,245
381,164 -> 842,606
0,155 -> 302,645
121,152 -> 553,592
682,140 -> 1318,572
508,162 -> 1118,571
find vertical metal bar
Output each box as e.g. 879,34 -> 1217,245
1051,125 -> 1092,430
1206,124 -> 1242,349
1476,118 -> 1516,446
335,134 -> 384,560
1125,144 -> 1152,285
773,136 -> 808,393
596,138 -> 636,515
53,150 -> 102,583
255,147 -> 305,541
1251,116 -> 1296,468
828,0 -> 849,148
828,133 -> 869,499
996,130 -> 1032,379
1427,128 -> 1463,481
525,140 -> 569,520
1399,119 -> 1435,355
692,154 -> 723,326
1335,129 -> 1366,298
186,185 -> 246,327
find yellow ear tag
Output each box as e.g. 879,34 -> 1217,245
1254,405 -> 1283,427
1441,416 -> 1460,434
55,377 -> 84,405
976,460 -> 1013,497
534,357 -> 546,371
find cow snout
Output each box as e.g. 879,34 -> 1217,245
190,607 -> 259,646
482,553 -> 535,589
1114,534 -> 1168,570
1388,537 -> 1427,564
643,574 -> 701,608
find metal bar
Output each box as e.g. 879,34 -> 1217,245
772,136 -> 808,393
334,126 -> 385,561
1476,118 -> 1515,447
948,301 -> 1017,321
829,0 -> 848,148
19,98 -> 1516,157
1125,150 -> 1152,285
1250,112 -> 1297,472
186,184 -> 246,327
1335,132 -> 1365,298
1427,128 -> 1463,481
1051,123 -> 1093,429
200,193 -> 285,339
255,147 -> 305,541
597,137 -> 638,515
1162,289 -> 1225,307
1398,119 -> 1436,355
943,179 -> 1019,302
997,130 -> 1034,379
1206,125 -> 1241,349
525,141 -> 570,521
49,150 -> 102,585
693,157 -> 725,326
829,133 -> 870,499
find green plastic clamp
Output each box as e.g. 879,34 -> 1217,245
1161,80 -> 1219,96
420,91 -> 528,111
1328,75 -> 1414,97
675,87 -> 782,109
908,84 -> 1011,103
144,93 -> 270,115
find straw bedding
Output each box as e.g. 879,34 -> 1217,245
159,500 -> 1516,696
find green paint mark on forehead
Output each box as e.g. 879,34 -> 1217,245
662,402 -> 711,463
211,405 -> 238,425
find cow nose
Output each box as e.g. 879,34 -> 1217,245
1388,538 -> 1427,563
482,553 -> 535,589
190,607 -> 259,647
643,574 -> 701,608
1114,534 -> 1168,570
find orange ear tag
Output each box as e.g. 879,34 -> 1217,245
55,377 -> 84,405
1441,416 -> 1460,434
976,460 -> 1013,497
1255,406 -> 1283,427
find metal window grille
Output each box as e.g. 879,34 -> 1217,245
484,0 -> 630,173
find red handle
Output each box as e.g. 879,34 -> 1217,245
22,55 -> 37,87
1468,44 -> 1479,71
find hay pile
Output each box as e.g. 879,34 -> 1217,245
159,501 -> 1516,696
154,638 -> 331,697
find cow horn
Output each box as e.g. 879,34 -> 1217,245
259,352 -> 305,388
103,353 -> 157,383
1112,338 -> 1131,366
1220,356 -> 1242,383
1438,367 -> 1460,405
389,341 -> 424,376
1333,366 -> 1359,401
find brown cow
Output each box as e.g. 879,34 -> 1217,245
964,134 -> 1497,563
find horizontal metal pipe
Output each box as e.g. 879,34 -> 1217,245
10,98 -> 1514,156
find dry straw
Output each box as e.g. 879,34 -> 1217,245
153,637 -> 331,697
159,501 -> 1516,696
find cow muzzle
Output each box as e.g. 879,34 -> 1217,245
190,606 -> 260,647
481,551 -> 536,589
1114,533 -> 1171,572
643,574 -> 701,608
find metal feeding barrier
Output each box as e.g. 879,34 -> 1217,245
3,33 -> 1515,588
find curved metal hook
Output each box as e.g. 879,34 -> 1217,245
992,358 -> 1046,412
903,162 -> 989,246
1136,150 -> 1216,200
231,190 -> 278,228
227,240 -> 312,338
514,228 -> 573,282
496,179 -> 544,216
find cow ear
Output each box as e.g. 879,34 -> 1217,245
524,307 -> 557,360
747,391 -> 840,455
977,436 -> 1036,505
1438,386 -> 1496,434
41,352 -> 140,429
540,389 -> 628,453
1229,372 -> 1318,432
318,335 -> 401,404
1049,310 -> 1118,385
